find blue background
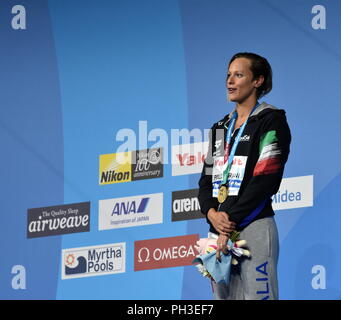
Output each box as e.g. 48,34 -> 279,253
0,0 -> 340,299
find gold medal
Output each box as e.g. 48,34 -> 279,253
217,185 -> 228,203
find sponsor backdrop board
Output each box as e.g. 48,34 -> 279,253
0,0 -> 339,300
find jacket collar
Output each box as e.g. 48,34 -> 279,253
223,101 -> 278,127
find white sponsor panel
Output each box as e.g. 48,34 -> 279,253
99,193 -> 163,230
171,141 -> 208,176
272,175 -> 314,210
62,243 -> 126,279
226,156 -> 248,196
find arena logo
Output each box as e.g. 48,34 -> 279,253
99,148 -> 163,185
62,243 -> 125,279
171,141 -> 209,176
172,189 -> 203,222
134,234 -> 199,271
27,202 -> 90,238
99,193 -> 163,230
272,175 -> 314,211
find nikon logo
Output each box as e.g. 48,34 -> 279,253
99,152 -> 132,185
171,188 -> 203,222
100,170 -> 130,183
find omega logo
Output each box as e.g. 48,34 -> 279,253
137,247 -> 150,262
137,245 -> 196,263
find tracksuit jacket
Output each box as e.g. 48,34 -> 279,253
198,101 -> 291,233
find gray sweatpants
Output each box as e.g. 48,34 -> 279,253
210,216 -> 279,300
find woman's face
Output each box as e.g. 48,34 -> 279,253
226,57 -> 263,104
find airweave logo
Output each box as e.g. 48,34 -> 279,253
172,189 -> 203,222
62,243 -> 126,279
27,202 -> 90,238
99,193 -> 163,230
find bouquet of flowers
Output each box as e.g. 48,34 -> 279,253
192,231 -> 251,285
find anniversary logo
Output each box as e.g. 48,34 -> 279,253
132,147 -> 163,181
27,202 -> 90,238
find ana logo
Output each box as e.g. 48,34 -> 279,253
99,193 -> 163,231
112,198 -> 149,216
134,234 -> 199,271
62,243 -> 126,279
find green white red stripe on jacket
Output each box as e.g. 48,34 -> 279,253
253,130 -> 281,176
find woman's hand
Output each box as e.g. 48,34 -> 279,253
207,208 -> 236,235
216,234 -> 230,261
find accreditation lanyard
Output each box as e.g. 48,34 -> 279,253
221,103 -> 259,185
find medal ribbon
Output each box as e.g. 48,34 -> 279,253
221,102 -> 259,186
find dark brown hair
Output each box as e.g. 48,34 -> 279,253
228,52 -> 273,99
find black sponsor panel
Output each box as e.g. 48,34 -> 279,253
27,202 -> 90,238
172,188 -> 204,222
132,147 -> 163,181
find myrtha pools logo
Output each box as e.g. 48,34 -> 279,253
62,243 -> 126,279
